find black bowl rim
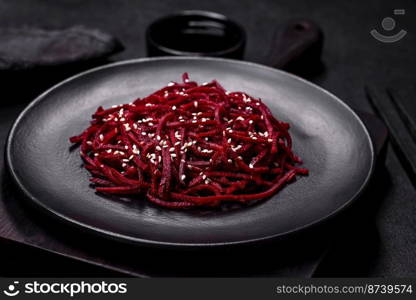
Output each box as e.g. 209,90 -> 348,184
6,57 -> 374,249
146,10 -> 246,57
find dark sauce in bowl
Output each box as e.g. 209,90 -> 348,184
146,11 -> 246,59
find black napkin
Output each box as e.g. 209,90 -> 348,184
0,25 -> 123,71
0,25 -> 123,104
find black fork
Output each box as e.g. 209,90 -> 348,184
365,85 -> 416,187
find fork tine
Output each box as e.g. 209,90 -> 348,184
387,88 -> 416,144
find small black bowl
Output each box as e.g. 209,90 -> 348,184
146,10 -> 246,59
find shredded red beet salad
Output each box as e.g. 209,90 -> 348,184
70,73 -> 308,209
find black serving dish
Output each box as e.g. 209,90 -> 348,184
6,57 -> 374,248
146,10 -> 246,59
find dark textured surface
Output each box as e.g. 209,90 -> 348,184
0,0 -> 415,276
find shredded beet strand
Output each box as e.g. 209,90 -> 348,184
70,73 -> 308,209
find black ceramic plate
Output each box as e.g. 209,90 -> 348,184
6,57 -> 374,247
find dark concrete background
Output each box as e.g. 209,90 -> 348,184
0,0 -> 415,276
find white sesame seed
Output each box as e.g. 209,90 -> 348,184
228,159 -> 233,163
249,163 -> 254,169
169,147 -> 175,152
156,135 -> 161,141
232,145 -> 242,151
141,132 -> 147,136
181,175 -> 186,180
202,175 -> 207,180
122,163 -> 127,167
99,134 -> 104,141
156,146 -> 162,151
194,101 -> 198,108
86,141 -> 92,145
172,106 -> 177,110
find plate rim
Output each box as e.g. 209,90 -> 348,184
5,57 -> 375,248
